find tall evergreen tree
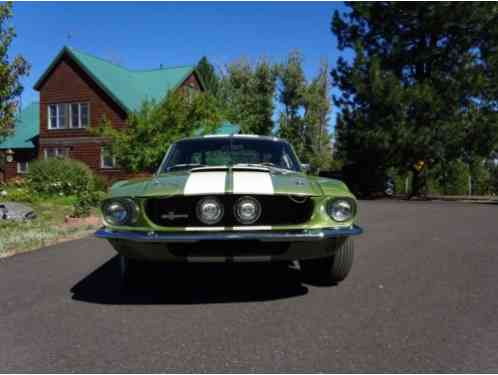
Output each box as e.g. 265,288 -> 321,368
0,2 -> 30,140
277,51 -> 307,157
196,56 -> 220,96
303,61 -> 334,173
221,58 -> 277,135
221,59 -> 255,133
251,59 -> 277,135
332,2 -> 498,196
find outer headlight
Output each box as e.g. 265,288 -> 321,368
234,196 -> 261,224
327,199 -> 355,222
102,199 -> 139,226
196,197 -> 224,225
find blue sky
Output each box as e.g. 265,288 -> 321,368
10,2 -> 351,126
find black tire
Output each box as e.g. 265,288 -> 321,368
300,238 -> 354,284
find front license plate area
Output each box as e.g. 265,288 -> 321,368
168,240 -> 289,258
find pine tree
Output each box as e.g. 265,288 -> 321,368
277,51 -> 307,158
196,56 -> 220,96
303,60 -> 334,173
221,58 -> 277,135
332,2 -> 498,196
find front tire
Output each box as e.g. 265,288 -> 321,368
300,238 -> 354,284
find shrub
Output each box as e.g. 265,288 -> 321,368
92,174 -> 108,192
429,160 -> 470,195
487,162 -> 498,194
0,178 -> 36,203
26,158 -> 95,196
469,160 -> 493,195
397,173 -> 411,195
0,187 -> 34,203
0,187 -> 31,203
72,191 -> 96,217
73,190 -> 107,217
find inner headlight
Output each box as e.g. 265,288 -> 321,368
196,197 -> 224,225
102,199 -> 139,226
234,196 -> 261,224
327,199 -> 354,222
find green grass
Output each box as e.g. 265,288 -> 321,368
0,196 -> 100,257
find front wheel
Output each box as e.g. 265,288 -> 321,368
300,238 -> 354,284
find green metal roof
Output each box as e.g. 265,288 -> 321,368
193,121 -> 241,136
215,121 -> 241,135
34,46 -> 199,112
0,102 -> 39,150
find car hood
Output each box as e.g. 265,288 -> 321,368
111,167 -> 327,197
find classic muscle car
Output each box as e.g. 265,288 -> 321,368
96,135 -> 363,284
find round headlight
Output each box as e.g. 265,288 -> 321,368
234,196 -> 261,224
196,197 -> 224,225
102,199 -> 139,226
327,199 -> 354,222
103,201 -> 128,225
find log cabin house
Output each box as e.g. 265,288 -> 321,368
0,46 -> 211,183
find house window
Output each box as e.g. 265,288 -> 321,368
58,103 -> 68,128
44,148 -> 69,159
17,161 -> 29,174
101,146 -> 117,169
71,103 -> 79,128
48,104 -> 58,129
48,103 -> 90,129
80,103 -> 89,127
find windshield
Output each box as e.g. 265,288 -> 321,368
161,137 -> 301,172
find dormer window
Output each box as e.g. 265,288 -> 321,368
48,103 -> 90,129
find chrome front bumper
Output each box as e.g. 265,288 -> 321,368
95,225 -> 363,243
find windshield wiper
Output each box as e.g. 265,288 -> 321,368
167,163 -> 205,171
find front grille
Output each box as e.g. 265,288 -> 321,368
145,195 -> 314,227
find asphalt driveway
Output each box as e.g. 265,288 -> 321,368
1,200 -> 497,372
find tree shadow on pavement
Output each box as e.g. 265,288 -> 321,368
70,256 -> 310,305
468,200 -> 498,205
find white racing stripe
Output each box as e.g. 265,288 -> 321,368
183,171 -> 227,195
232,171 -> 274,195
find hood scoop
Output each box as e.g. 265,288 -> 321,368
231,165 -> 269,172
190,166 -> 230,173
190,165 -> 270,173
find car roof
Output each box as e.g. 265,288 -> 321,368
180,134 -> 284,142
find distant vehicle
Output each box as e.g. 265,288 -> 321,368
385,176 -> 395,197
96,135 -> 363,285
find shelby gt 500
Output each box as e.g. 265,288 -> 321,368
96,135 -> 363,284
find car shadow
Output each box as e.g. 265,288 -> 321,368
70,256 -> 312,305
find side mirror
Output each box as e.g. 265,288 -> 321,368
301,163 -> 310,173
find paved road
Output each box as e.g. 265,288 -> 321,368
1,201 -> 497,372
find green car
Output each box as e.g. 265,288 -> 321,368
96,135 -> 363,284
